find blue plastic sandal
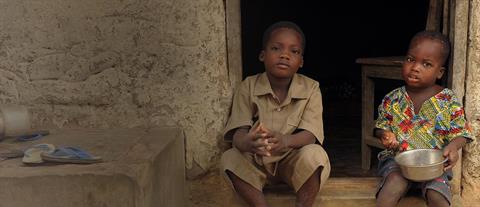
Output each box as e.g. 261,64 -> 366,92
41,146 -> 102,164
16,134 -> 43,142
16,130 -> 50,142
22,143 -> 56,164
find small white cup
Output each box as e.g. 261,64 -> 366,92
0,105 -> 31,138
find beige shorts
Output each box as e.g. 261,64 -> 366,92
220,144 -> 330,192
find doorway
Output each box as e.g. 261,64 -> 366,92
240,0 -> 429,177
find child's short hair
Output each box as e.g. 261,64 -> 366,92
262,21 -> 306,52
410,31 -> 451,65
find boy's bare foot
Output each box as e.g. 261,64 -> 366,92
226,171 -> 269,207
296,167 -> 321,207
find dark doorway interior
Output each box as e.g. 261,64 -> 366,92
241,0 -> 429,177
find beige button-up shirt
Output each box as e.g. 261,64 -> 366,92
223,72 -> 324,174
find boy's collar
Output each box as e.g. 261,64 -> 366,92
253,73 -> 272,96
253,72 -> 309,99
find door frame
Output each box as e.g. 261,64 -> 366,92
224,0 -> 470,196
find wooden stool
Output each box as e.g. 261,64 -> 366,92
356,56 -> 403,170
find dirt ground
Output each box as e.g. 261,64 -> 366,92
188,169 -> 233,207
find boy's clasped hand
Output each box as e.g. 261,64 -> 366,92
247,123 -> 290,157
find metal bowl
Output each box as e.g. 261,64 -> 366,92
394,149 -> 448,182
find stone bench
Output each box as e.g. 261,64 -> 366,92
0,127 -> 185,207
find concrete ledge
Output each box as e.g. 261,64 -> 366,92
230,177 -> 463,207
0,127 -> 185,207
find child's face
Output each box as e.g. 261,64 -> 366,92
259,28 -> 304,80
402,38 -> 445,89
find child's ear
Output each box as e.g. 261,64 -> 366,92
259,51 -> 265,62
437,66 -> 446,79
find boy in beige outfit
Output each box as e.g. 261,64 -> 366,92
221,21 -> 330,207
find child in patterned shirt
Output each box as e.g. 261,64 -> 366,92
374,31 -> 473,207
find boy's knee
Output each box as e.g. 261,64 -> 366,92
221,148 -> 237,158
221,148 -> 241,165
225,170 -> 237,180
220,148 -> 245,176
220,149 -> 231,168
297,144 -> 324,157
291,144 -> 330,189
296,144 -> 329,168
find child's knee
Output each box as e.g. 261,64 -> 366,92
426,189 -> 450,206
381,172 -> 409,195
386,172 -> 408,186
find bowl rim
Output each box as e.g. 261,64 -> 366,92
397,157 -> 448,168
394,149 -> 449,168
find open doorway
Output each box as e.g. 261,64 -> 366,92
241,0 -> 429,177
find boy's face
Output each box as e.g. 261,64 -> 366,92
402,37 -> 445,89
259,28 -> 304,80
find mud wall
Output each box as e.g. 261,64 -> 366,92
0,0 -> 232,178
462,0 -> 480,205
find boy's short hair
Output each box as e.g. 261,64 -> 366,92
410,31 -> 451,65
262,21 -> 306,52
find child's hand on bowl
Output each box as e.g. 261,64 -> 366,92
381,130 -> 399,150
442,144 -> 459,170
442,137 -> 468,170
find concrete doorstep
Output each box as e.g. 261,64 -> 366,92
228,177 -> 463,207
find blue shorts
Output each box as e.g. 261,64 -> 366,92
376,152 -> 452,205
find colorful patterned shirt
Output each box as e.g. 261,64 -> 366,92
376,86 -> 472,151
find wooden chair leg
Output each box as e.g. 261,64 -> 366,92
362,142 -> 371,170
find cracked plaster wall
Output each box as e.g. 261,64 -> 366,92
0,0 -> 232,178
463,0 -> 480,204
